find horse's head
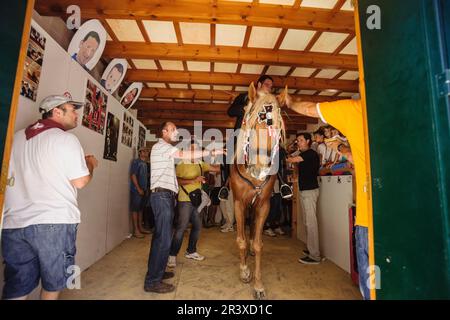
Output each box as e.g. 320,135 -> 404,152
236,83 -> 287,181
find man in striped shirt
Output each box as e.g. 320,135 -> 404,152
144,122 -> 225,294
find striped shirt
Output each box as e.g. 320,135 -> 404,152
150,139 -> 179,193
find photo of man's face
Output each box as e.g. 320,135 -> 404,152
77,34 -> 100,66
105,66 -> 123,91
122,88 -> 138,106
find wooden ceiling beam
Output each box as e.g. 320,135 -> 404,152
126,69 -> 358,91
35,0 -> 355,33
103,42 -> 358,70
137,89 -> 344,102
137,110 -> 318,124
141,119 -> 236,128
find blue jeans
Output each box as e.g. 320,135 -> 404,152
355,226 -> 370,300
1,224 -> 78,299
144,192 -> 175,286
170,201 -> 202,256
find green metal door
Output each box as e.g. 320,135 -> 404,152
359,0 -> 450,299
0,0 -> 29,163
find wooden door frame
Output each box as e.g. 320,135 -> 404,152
0,0 -> 35,223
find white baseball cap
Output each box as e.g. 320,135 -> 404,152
39,94 -> 84,113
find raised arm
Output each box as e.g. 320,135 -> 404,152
172,149 -> 225,160
283,94 -> 319,118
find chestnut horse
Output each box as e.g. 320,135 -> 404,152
230,83 -> 286,299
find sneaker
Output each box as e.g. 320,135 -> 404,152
263,228 -> 276,237
220,226 -> 234,233
185,252 -> 205,261
274,227 -> 285,235
167,255 -> 176,268
218,186 -> 229,201
302,249 -> 310,256
298,256 -> 321,265
162,271 -> 175,280
144,281 -> 175,294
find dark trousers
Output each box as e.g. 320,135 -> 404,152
143,196 -> 155,229
265,193 -> 282,228
169,202 -> 202,256
144,192 -> 175,286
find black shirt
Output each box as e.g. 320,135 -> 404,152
297,149 -> 320,191
227,93 -> 248,130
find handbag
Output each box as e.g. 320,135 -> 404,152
179,164 -> 204,207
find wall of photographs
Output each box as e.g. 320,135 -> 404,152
7,20 -> 148,284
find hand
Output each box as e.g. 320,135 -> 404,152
85,155 -> 98,168
325,140 -> 342,153
137,188 -> 145,196
211,149 -> 227,157
195,176 -> 207,184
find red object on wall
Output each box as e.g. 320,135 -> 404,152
349,205 -> 359,286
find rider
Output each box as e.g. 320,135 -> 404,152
219,75 -> 293,200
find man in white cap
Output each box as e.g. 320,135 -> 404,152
2,94 -> 98,300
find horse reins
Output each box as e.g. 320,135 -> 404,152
234,158 -> 271,207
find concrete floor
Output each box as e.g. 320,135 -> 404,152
60,227 -> 361,300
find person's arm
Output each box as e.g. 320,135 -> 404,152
172,149 -> 225,160
228,93 -> 247,117
326,140 -> 354,164
286,155 -> 304,164
131,174 -> 145,195
284,94 -> 319,118
71,155 -> 98,189
178,176 -> 206,186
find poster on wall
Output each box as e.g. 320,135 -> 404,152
120,82 -> 143,109
104,112 -> 120,161
138,126 -> 146,149
121,112 -> 134,148
82,80 -> 107,134
20,26 -> 46,101
101,59 -> 128,94
67,19 -> 106,71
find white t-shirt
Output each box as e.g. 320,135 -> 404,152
150,139 -> 179,193
3,128 -> 89,229
316,143 -> 328,165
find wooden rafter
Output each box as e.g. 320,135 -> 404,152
304,31 -> 323,52
100,18 -> 119,42
333,33 -> 355,55
137,88 -> 343,102
126,70 -> 359,91
35,0 -> 355,33
103,42 -> 358,70
136,19 -> 151,43
137,109 -> 318,123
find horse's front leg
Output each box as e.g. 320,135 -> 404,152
253,201 -> 270,299
235,200 -> 252,283
249,205 -> 256,256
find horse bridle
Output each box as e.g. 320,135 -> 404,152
234,158 -> 271,207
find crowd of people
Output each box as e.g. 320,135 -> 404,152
2,74 -> 368,300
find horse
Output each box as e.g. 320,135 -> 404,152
229,83 -> 287,299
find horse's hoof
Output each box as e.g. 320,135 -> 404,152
254,289 -> 266,300
240,268 -> 252,283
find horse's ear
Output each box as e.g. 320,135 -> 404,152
248,82 -> 257,103
277,85 -> 289,106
